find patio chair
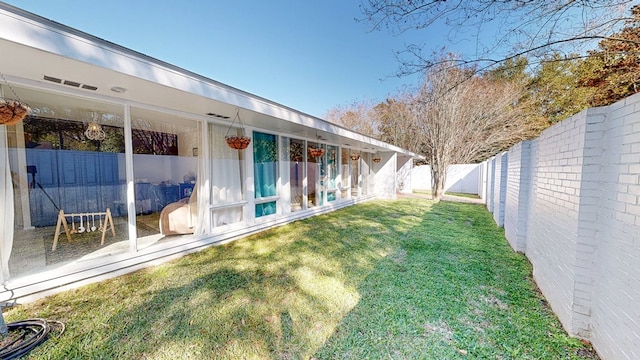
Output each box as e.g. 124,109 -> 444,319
158,184 -> 197,235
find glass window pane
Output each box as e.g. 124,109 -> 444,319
209,124 -> 245,227
282,137 -> 304,212
307,142 -> 322,208
4,85 -> 126,280
351,150 -> 361,197
256,201 -> 276,217
253,131 -> 278,218
327,145 -> 338,190
130,107 -> 200,244
341,148 -> 350,199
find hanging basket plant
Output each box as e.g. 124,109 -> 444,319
225,135 -> 251,150
0,98 -> 30,126
308,147 -> 324,157
225,109 -> 251,150
1,72 -> 31,126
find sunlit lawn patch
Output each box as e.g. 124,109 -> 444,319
5,199 -> 597,359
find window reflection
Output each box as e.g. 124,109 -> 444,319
130,108 -> 200,243
5,85 -> 127,279
253,131 -> 278,217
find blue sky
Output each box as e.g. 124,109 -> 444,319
4,1 -> 474,118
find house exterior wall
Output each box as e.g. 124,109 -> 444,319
0,4 -> 419,303
396,155 -> 414,194
373,152 -> 398,199
481,93 -> 640,360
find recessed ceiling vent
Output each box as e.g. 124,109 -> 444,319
43,75 -> 62,83
206,112 -> 230,119
43,75 -> 98,91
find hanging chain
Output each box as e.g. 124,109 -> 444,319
225,108 -> 245,137
0,70 -> 31,125
0,71 -> 24,103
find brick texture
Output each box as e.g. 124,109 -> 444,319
504,141 -> 532,252
492,152 -> 508,226
482,93 -> 640,360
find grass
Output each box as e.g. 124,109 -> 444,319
413,189 -> 481,199
5,198 -> 597,359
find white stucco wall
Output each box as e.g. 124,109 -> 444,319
373,152 -> 399,198
396,155 -> 414,194
411,164 -> 480,194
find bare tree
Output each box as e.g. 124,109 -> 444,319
324,100 -> 380,138
374,94 -> 423,154
360,0 -> 635,75
414,58 -> 534,200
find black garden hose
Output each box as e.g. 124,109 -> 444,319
0,318 -> 65,359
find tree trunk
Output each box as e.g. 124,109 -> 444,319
430,159 -> 447,201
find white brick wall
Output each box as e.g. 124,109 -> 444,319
504,141 -> 532,252
481,93 -> 640,360
589,94 -> 640,360
487,157 -> 495,212
479,161 -> 488,201
527,111 -> 587,334
492,152 -> 508,226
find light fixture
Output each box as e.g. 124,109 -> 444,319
350,153 -> 361,161
85,121 -> 106,141
372,157 -> 382,163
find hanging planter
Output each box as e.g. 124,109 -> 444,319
308,147 -> 324,157
225,135 -> 251,150
372,157 -> 382,163
225,109 -> 251,150
1,72 -> 31,125
350,153 -> 361,161
0,99 -> 30,125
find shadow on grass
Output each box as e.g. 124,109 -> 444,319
6,199 -> 597,359
314,200 -> 598,360
8,200 -> 429,359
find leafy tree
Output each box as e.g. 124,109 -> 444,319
486,56 -> 530,85
580,5 -> 640,107
529,54 -> 595,124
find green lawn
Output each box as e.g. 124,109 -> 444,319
413,190 -> 481,199
5,198 -> 597,359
